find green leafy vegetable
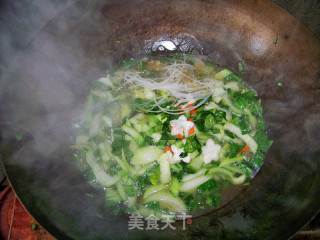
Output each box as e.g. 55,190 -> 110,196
74,53 -> 272,217
123,58 -> 136,69
149,164 -> 160,185
184,135 -> 201,153
31,224 -> 38,231
204,114 -> 215,130
224,73 -> 243,83
112,207 -> 121,215
170,178 -> 181,197
140,60 -> 147,70
207,193 -> 221,207
112,128 -> 130,156
252,151 -> 265,168
197,179 -> 218,193
254,130 -> 273,151
15,134 -> 23,141
239,61 -> 243,73
124,185 -> 135,197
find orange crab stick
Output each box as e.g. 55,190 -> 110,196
164,146 -> 173,153
189,127 -> 195,135
190,109 -> 197,114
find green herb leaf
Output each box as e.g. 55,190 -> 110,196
197,179 -> 218,193
105,197 -> 120,208
252,150 -> 265,168
232,91 -> 256,111
273,36 -> 278,44
224,73 -> 243,83
145,201 -> 161,210
149,164 -> 160,186
239,61 -> 243,73
228,143 -> 245,158
125,185 -> 135,197
184,135 -> 201,153
140,136 -> 154,147
170,178 -> 180,197
238,116 -> 250,134
206,196 -> 213,206
140,61 -> 147,70
171,163 -> 183,172
136,173 -> 151,193
209,193 -> 222,207
112,207 -> 121,215
211,110 -> 226,122
188,198 -> 199,212
31,224 -> 37,231
254,130 -> 273,151
149,173 -> 158,185
237,160 -> 254,178
112,128 -> 130,156
123,58 -> 136,69
179,151 -> 189,158
204,114 -> 215,130
15,134 -> 23,141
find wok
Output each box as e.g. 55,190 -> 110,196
0,0 -> 320,239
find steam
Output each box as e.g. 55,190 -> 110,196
0,0 -> 125,239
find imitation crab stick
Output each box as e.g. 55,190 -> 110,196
190,109 -> 197,114
164,146 -> 173,153
189,128 -> 195,134
178,103 -> 195,110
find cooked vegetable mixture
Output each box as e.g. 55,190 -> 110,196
73,54 -> 273,218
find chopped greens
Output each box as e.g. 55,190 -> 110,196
31,224 -> 38,231
15,134 -> 23,141
73,54 -> 272,218
273,36 -> 279,44
239,61 -> 243,73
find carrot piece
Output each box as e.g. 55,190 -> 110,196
177,133 -> 183,139
178,102 -> 194,110
237,145 -> 250,156
188,118 -> 193,122
190,109 -> 197,114
164,146 -> 172,153
242,145 -> 250,152
189,128 -> 195,134
185,103 -> 195,108
170,126 -> 173,130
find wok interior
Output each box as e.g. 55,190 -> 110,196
1,0 -> 320,239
